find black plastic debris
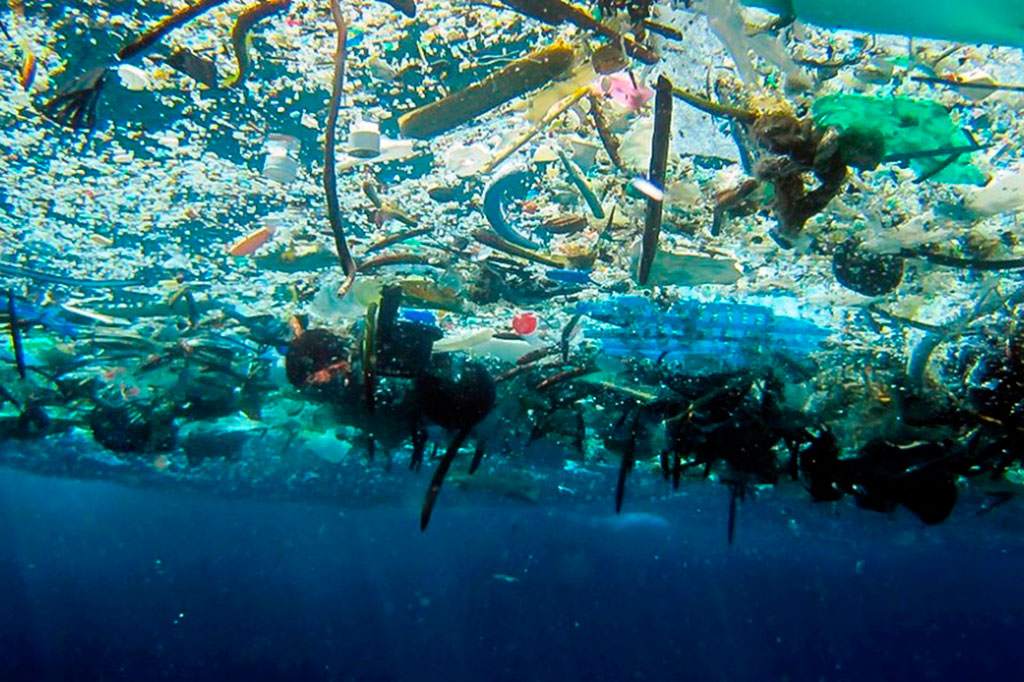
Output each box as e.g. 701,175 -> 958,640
832,237 -> 904,296
165,48 -> 219,88
90,401 -> 176,454
374,285 -> 442,378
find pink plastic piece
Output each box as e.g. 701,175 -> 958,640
594,73 -> 654,112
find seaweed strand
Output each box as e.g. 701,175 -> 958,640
903,250 -> 1024,271
671,86 -> 755,123
118,0 -> 232,61
324,0 -> 358,284
420,426 -> 472,531
223,0 -> 292,88
588,93 -> 625,171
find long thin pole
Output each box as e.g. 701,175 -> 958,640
638,76 -> 673,286
324,0 -> 357,283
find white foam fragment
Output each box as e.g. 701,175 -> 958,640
116,64 -> 150,91
966,164 -> 1024,216
631,177 -> 665,202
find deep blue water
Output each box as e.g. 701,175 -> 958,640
1,467 -> 1022,682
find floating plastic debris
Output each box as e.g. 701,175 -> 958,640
965,164 -> 1024,216
630,177 -> 664,202
347,120 -> 380,158
228,225 -> 276,257
116,64 -> 150,91
629,243 -> 743,287
811,94 -> 985,185
577,296 -> 830,373
3,0 -> 1024,544
262,133 -> 301,185
398,41 -> 575,140
512,311 -> 538,335
545,268 -> 592,285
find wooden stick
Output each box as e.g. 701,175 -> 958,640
398,42 -> 574,139
638,76 -> 672,286
472,229 -> 570,268
671,86 -> 755,124
588,93 -> 625,171
480,86 -> 589,174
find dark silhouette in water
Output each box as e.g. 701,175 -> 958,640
40,67 -> 106,132
89,400 -> 176,454
164,48 -> 219,88
285,328 -> 352,396
801,438 -> 960,525
417,357 -> 497,530
832,237 -> 904,296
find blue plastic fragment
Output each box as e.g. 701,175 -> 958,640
576,296 -> 830,373
482,170 -> 543,251
401,308 -> 436,326
546,269 -> 592,285
7,296 -> 79,339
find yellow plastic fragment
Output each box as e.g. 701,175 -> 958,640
481,86 -> 589,174
398,41 -> 575,140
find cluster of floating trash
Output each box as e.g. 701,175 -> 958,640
1,0 -> 1024,535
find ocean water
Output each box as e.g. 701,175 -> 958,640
2,468 -> 1023,682
3,1 -> 1024,680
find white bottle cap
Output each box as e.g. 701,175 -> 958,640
263,154 -> 299,184
262,133 -> 301,184
348,120 -> 381,158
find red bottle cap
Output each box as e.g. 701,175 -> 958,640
512,311 -> 538,335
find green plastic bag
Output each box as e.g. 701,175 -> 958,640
811,94 -> 986,185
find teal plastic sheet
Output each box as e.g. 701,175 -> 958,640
812,94 -> 986,185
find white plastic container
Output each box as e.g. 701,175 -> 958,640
262,133 -> 301,185
348,119 -> 381,158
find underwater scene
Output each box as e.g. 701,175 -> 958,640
2,0 -> 1024,679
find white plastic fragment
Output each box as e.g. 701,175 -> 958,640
262,133 -> 301,185
117,64 -> 151,91
444,143 -> 490,177
432,328 -> 494,353
156,132 -> 180,149
336,137 -> 415,171
628,239 -> 742,287
466,336 -> 539,363
965,164 -> 1024,216
956,68 -> 998,101
631,177 -> 665,202
567,136 -> 600,170
533,144 -> 558,164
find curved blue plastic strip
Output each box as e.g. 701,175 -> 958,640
482,170 -> 543,251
